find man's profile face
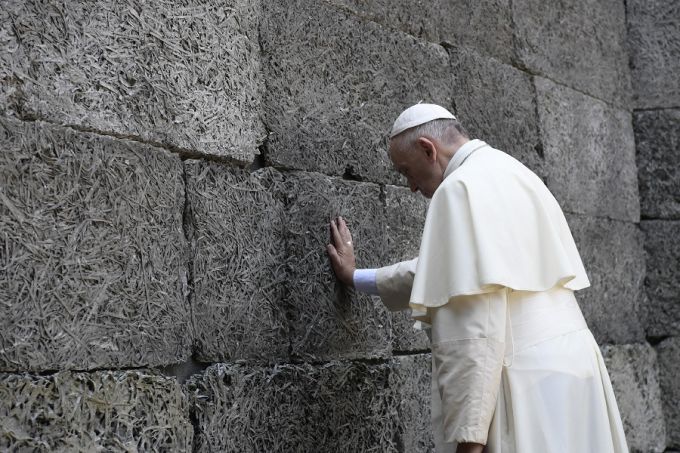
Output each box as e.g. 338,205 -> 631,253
389,139 -> 441,199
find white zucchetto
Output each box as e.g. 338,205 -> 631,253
390,103 -> 457,138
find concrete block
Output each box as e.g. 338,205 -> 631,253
188,361 -> 401,452
281,172 -> 392,360
656,337 -> 680,449
390,306 -> 429,353
261,0 -> 453,185
567,214 -> 645,344
627,0 -> 680,108
536,77 -> 640,222
642,221 -> 680,337
389,354 -> 434,452
185,163 -> 288,362
385,185 -> 428,263
0,118 -> 191,371
634,109 -> 680,220
0,0 -> 263,162
450,48 -> 544,177
0,370 -> 192,452
385,185 -> 430,352
602,343 -> 666,453
513,0 -> 631,107
327,0 -> 514,63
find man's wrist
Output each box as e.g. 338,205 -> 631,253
347,268 -> 356,287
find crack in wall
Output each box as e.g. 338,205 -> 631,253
10,113 -> 251,168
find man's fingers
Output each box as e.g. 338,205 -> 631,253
339,216 -> 348,233
338,216 -> 353,244
327,244 -> 340,267
338,217 -> 347,240
329,219 -> 343,246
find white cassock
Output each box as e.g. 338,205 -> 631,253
354,140 -> 628,452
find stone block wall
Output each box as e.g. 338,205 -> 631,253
0,118 -> 191,372
628,0 -> 680,450
0,0 -> 674,451
0,370 -> 192,451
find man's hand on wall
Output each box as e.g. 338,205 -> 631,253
327,216 -> 356,287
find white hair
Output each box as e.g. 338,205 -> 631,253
390,118 -> 468,148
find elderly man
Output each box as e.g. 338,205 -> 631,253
327,104 -> 628,453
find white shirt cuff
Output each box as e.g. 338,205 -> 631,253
353,268 -> 379,295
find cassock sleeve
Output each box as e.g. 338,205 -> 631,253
375,258 -> 419,311
430,288 -> 507,445
353,269 -> 380,295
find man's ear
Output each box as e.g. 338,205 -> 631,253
416,137 -> 437,162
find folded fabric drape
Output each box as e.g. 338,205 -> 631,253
410,143 -> 589,322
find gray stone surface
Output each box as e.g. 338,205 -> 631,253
186,163 -> 288,362
635,109 -> 680,220
282,172 -> 392,360
0,370 -> 192,452
450,48 -> 544,177
602,343 -> 666,453
188,356 -> 432,452
327,0 -> 514,63
384,185 -> 430,352
0,0 -> 263,162
567,214 -> 646,344
0,118 -> 190,372
385,186 -> 428,263
513,0 -> 631,107
657,337 -> 680,449
389,354 -> 434,452
642,221 -> 680,337
536,77 -> 640,222
261,0 -> 453,185
627,0 -> 680,109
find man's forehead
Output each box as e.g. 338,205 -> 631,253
388,139 -> 414,166
387,137 -> 405,160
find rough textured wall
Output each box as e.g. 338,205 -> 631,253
0,0 -> 674,451
628,0 -> 680,450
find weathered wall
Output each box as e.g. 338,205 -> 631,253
0,0 -> 675,451
628,0 -> 680,450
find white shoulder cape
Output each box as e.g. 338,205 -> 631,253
410,144 -> 589,317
